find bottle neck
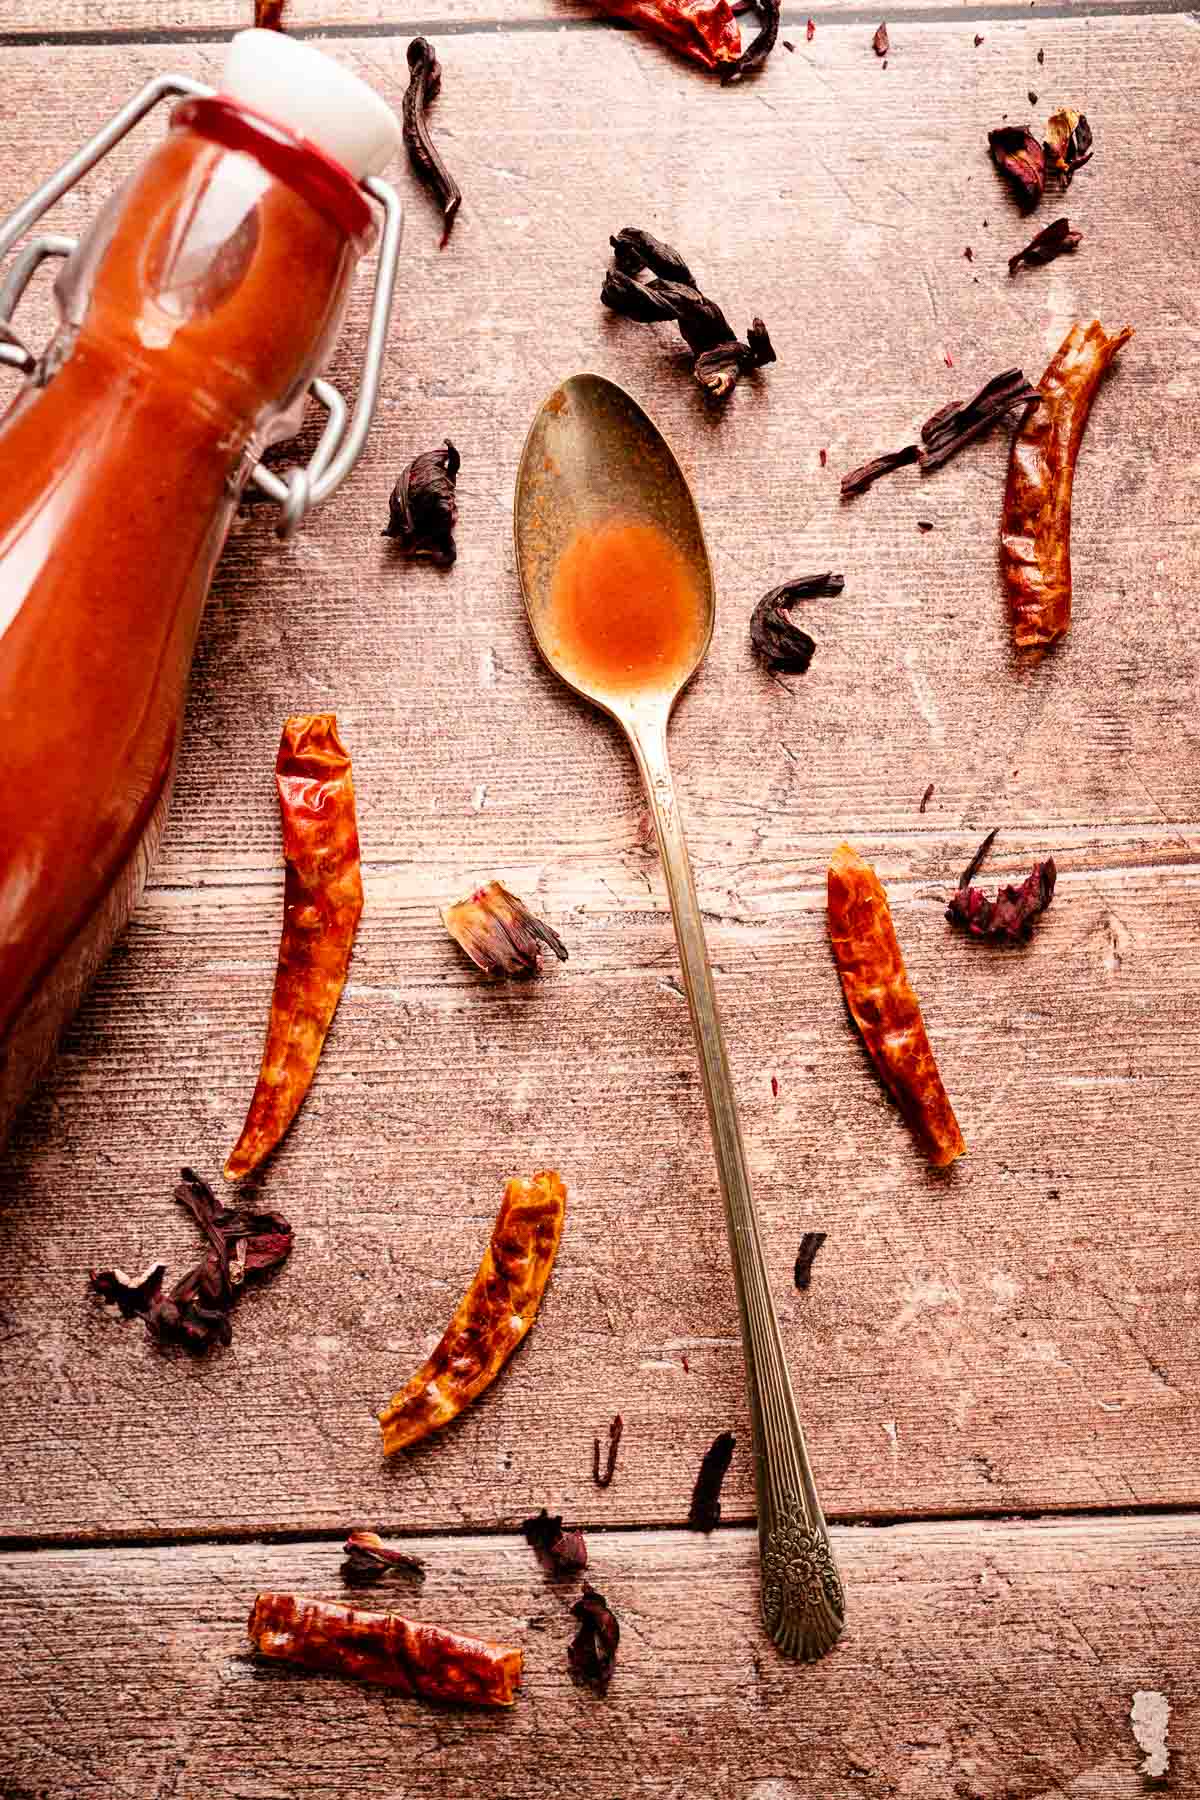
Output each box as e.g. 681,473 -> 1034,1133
52,101 -> 366,445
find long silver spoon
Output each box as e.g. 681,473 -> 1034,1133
514,373 -> 844,1661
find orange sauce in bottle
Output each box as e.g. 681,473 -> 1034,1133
547,518 -> 705,695
0,99 -> 372,1132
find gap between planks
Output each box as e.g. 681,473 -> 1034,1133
3,0 -> 1200,48
6,1497 -> 1200,1559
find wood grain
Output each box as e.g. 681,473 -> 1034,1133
1,19 -> 1199,1544
0,1 -> 1129,40
1,1517 -> 1197,1798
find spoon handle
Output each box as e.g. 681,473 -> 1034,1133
629,715 -> 844,1662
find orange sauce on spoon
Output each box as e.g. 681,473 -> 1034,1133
547,518 -> 705,695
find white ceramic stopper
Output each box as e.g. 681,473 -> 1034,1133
222,29 -> 401,180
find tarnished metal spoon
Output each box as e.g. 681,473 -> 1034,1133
514,373 -> 844,1662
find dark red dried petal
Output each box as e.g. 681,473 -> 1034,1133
341,1530 -> 426,1584
383,440 -> 460,565
840,442 -> 919,497
988,125 -> 1045,208
522,1509 -> 588,1574
609,228 -> 694,286
89,1262 -> 166,1320
946,858 -> 1056,943
688,1431 -> 736,1530
1008,217 -> 1082,276
568,1584 -> 620,1691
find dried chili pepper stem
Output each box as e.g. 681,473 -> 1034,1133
402,37 -> 461,244
224,715 -> 363,1181
1001,319 -> 1133,652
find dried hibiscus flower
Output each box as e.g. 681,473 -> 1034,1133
610,227 -> 694,285
694,330 -> 775,400
379,1172 -> 566,1454
601,236 -> 776,403
946,832 -> 1056,943
1044,109 -> 1092,185
442,880 -> 567,979
89,1261 -> 165,1320
1009,216 -> 1081,276
843,368 -> 1039,496
224,714 -> 363,1180
522,1509 -> 589,1575
688,1430 -> 736,1530
254,0 -> 285,25
794,1230 -> 827,1291
90,1168 -> 293,1352
568,1584 -> 620,1692
750,572 -> 844,673
988,126 -> 1046,209
402,38 -> 461,243
383,439 -> 460,565
601,269 -> 680,324
840,443 -> 919,497
341,1529 -> 426,1586
918,369 -> 1042,473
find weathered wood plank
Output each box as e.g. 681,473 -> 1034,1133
1,18 -> 1198,1542
3,860 -> 1200,1539
1,1517 -> 1197,1798
0,2 -> 1128,39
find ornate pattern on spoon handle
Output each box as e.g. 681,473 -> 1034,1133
629,715 -> 845,1662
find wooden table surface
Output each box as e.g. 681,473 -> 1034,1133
2,2 -> 1198,1795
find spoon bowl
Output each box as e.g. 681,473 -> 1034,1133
514,373 -> 713,722
514,374 -> 845,1663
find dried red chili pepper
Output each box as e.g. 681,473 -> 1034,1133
254,0 -> 285,26
224,716 -> 364,1180
1001,320 -> 1133,652
249,1593 -> 523,1705
828,843 -> 965,1167
583,0 -> 742,72
872,21 -> 889,55
379,1171 -> 566,1454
